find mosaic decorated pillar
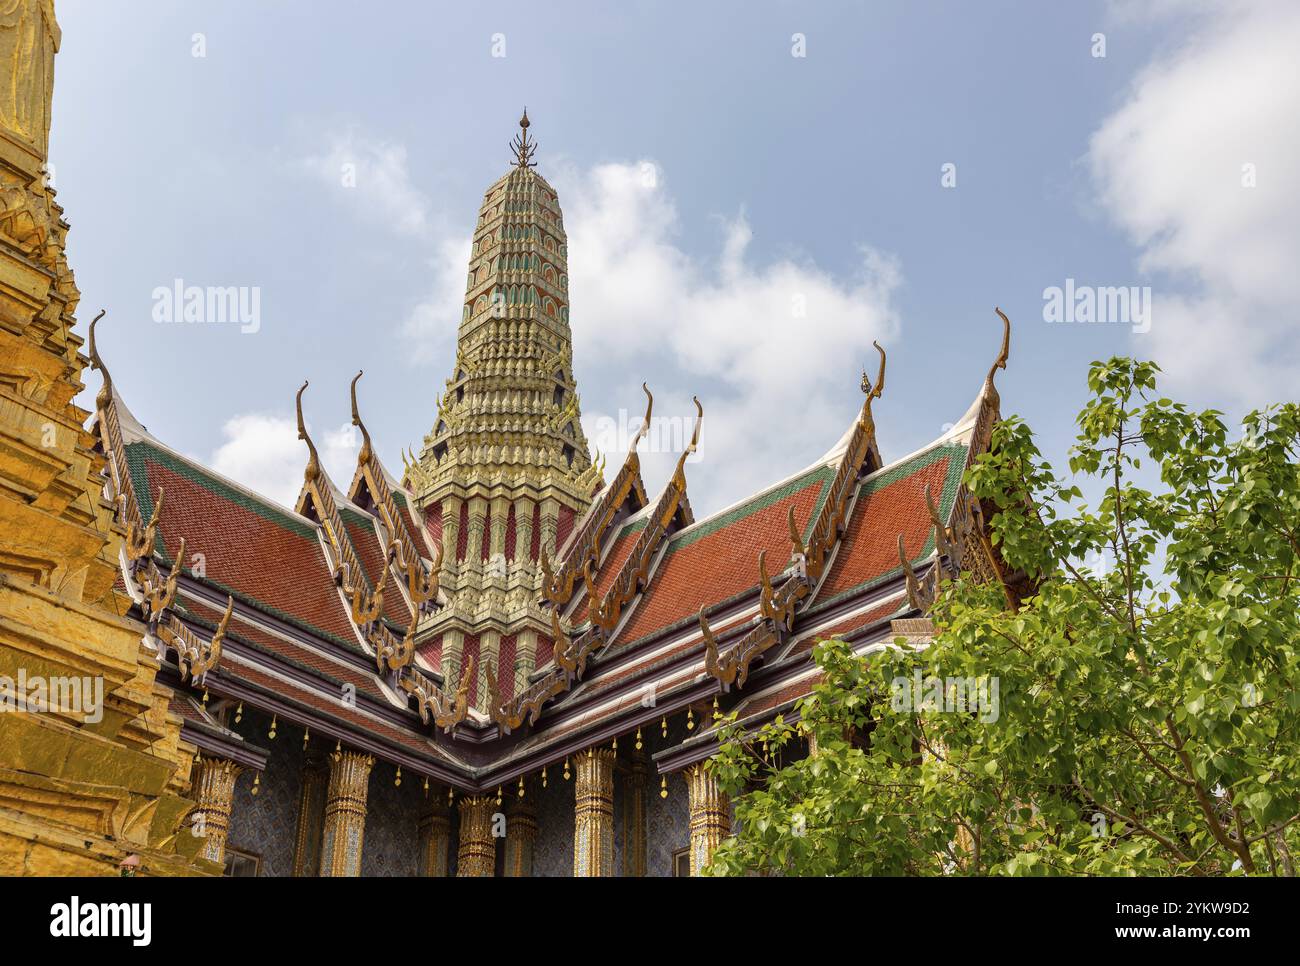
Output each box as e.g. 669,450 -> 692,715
515,628 -> 538,693
319,749 -> 374,877
623,750 -> 648,877
291,754 -> 328,877
539,497 -> 561,562
512,496 -> 535,563
685,762 -> 730,876
465,496 -> 489,576
441,495 -> 463,575
503,796 -> 537,877
573,747 -> 616,877
456,795 -> 497,876
190,756 -> 242,865
418,795 -> 452,877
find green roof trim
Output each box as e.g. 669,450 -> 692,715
665,462 -> 835,555
125,440 -> 317,541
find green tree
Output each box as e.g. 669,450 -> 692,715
707,358 -> 1300,876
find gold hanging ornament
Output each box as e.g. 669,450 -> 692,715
517,776 -> 525,798
661,716 -> 667,738
496,785 -> 503,806
268,714 -> 277,740
659,776 -> 667,799
201,689 -> 209,705
302,726 -> 310,751
686,708 -> 694,731
635,726 -> 643,751
563,757 -> 571,781
612,736 -> 618,753
423,776 -> 430,796
713,696 -> 720,721
542,766 -> 548,788
251,773 -> 261,797
234,701 -> 243,724
395,766 -> 402,788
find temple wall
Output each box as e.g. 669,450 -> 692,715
532,766 -> 575,876
226,709 -> 303,877
644,716 -> 692,876
360,759 -> 423,877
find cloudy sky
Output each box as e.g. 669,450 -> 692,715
51,0 -> 1298,516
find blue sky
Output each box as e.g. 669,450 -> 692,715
51,0 -> 1298,515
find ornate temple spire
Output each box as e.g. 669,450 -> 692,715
405,112 -> 598,704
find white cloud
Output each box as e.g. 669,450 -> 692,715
1089,0 -> 1300,403
399,235 -> 473,364
297,129 -> 433,237
558,161 -> 901,510
209,413 -> 359,510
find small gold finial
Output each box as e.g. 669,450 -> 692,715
510,108 -> 538,169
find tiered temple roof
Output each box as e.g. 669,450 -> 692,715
87,114 -> 1021,799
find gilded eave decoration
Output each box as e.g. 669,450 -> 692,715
88,311 -> 230,684
540,383 -> 652,607
702,343 -> 888,691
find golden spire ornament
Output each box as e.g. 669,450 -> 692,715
510,108 -> 538,169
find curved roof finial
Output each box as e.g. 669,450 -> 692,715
632,382 -> 653,452
295,381 -> 321,485
987,307 -> 1011,392
349,370 -> 374,465
511,108 -> 537,169
861,340 -> 886,401
87,309 -> 112,412
672,396 -> 703,481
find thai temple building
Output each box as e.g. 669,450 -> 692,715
0,1 -> 1025,876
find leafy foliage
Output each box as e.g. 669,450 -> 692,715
708,359 -> 1300,876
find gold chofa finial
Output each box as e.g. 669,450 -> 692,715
511,108 -> 537,169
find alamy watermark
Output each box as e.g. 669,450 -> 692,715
890,668 -> 1000,724
0,669 -> 104,724
152,278 -> 261,333
589,409 -> 703,458
1043,278 -> 1151,334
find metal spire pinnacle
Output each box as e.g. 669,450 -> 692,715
510,108 -> 537,169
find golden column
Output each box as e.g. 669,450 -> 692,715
319,749 -> 373,877
190,756 -> 242,865
685,762 -> 730,876
503,793 -> 537,877
456,795 -> 497,876
418,795 -> 453,877
573,747 -> 616,877
622,750 -> 648,877
290,755 -> 328,877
